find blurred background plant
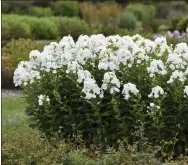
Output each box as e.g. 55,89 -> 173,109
2,0 -> 187,89
2,0 -> 188,90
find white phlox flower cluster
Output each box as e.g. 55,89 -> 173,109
89,34 -> 106,54
101,72 -> 121,94
154,37 -> 172,57
77,70 -> 92,83
38,94 -> 50,106
122,83 -> 139,100
166,43 -> 188,84
166,43 -> 188,71
167,70 -> 186,84
148,86 -> 165,98
13,61 -> 41,87
13,35 -> 188,101
132,46 -> 149,64
148,103 -> 160,109
142,39 -> 156,54
184,86 -> 188,97
98,49 -> 120,71
147,59 -> 167,77
82,77 -> 103,99
116,49 -> 133,67
66,61 -> 83,74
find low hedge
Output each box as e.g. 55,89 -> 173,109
2,14 -> 155,42
2,14 -> 91,41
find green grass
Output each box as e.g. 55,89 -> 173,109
2,96 -> 32,135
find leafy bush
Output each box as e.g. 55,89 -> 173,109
2,1 -> 32,14
2,14 -> 92,40
51,1 -> 79,17
30,17 -> 59,39
155,2 -> 170,19
2,14 -> 32,41
2,14 -> 59,40
56,17 -> 91,40
80,2 -> 121,27
2,38 -> 37,71
13,34 -> 188,157
29,6 -> 54,17
126,4 -> 156,25
119,11 -> 138,30
170,16 -> 188,31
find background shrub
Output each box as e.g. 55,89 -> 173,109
126,4 -> 156,25
51,1 -> 79,17
119,11 -> 138,30
2,1 -> 32,14
30,17 -> 59,39
29,6 -> 54,17
2,14 -> 32,41
2,15 -> 59,40
170,16 -> 188,31
2,38 -> 37,70
56,17 -> 91,40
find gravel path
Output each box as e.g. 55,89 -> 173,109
2,89 -> 23,97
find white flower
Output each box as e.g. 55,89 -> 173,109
148,86 -> 164,98
98,49 -> 120,71
167,70 -> 186,84
184,86 -> 188,97
29,50 -> 41,60
13,35 -> 188,104
147,59 -> 167,77
82,77 -> 103,99
46,96 -> 50,102
66,61 -> 82,74
77,70 -> 92,83
101,72 -> 120,94
150,103 -> 155,107
116,49 -> 134,66
38,94 -> 50,106
122,83 -> 139,100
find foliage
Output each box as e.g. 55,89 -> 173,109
126,4 -> 156,25
56,17 -> 91,40
51,1 -> 79,17
29,6 -> 54,17
2,1 -> 32,14
2,14 -> 92,40
80,2 -> 121,27
170,16 -> 188,31
2,96 -> 188,164
2,14 -> 32,41
30,17 -> 59,39
119,11 -> 139,30
2,39 -> 37,71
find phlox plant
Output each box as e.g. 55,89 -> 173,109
14,34 -> 188,155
